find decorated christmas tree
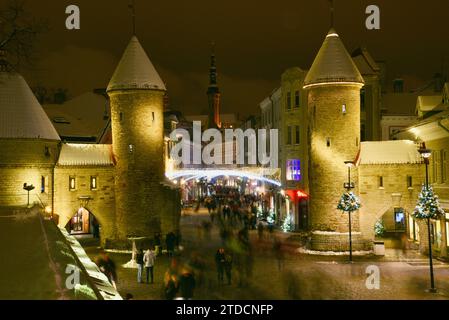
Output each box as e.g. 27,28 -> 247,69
282,214 -> 294,232
337,192 -> 361,212
267,210 -> 276,224
413,185 -> 444,220
374,219 -> 386,237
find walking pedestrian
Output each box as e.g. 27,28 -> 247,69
166,232 -> 176,257
178,267 -> 196,300
215,248 -> 226,285
96,253 -> 117,289
144,247 -> 156,284
154,233 -> 162,256
273,237 -> 284,271
224,251 -> 233,285
136,249 -> 144,283
164,272 -> 178,300
257,222 -> 264,240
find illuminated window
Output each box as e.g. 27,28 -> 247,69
409,216 -> 420,242
295,91 -> 300,108
41,176 -> 46,193
90,176 -> 98,190
129,144 -> 134,153
69,177 -> 76,191
286,159 -> 301,181
342,104 -> 347,114
286,92 -> 291,110
446,220 -> 449,247
394,208 -> 405,230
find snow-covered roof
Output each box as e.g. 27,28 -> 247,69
416,95 -> 443,112
107,36 -> 166,92
351,47 -> 380,76
359,140 -> 421,165
58,143 -> 114,166
43,91 -> 110,141
401,110 -> 449,141
304,29 -> 364,88
0,71 -> 60,140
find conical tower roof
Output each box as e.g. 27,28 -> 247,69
0,68 -> 60,140
107,36 -> 166,92
304,29 -> 364,89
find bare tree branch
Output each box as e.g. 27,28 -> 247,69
0,0 -> 48,70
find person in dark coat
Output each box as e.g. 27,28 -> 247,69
215,248 -> 226,285
178,267 -> 196,300
223,251 -> 233,285
136,249 -> 144,283
166,232 -> 176,257
164,272 -> 178,300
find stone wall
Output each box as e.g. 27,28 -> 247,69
311,231 -> 372,251
54,166 -> 116,246
109,89 -> 180,244
307,85 -> 362,234
358,163 -> 423,242
0,139 -> 60,206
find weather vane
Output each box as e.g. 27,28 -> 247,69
128,0 -> 136,35
329,0 -> 334,28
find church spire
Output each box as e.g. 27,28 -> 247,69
209,41 -> 218,87
207,41 -> 221,129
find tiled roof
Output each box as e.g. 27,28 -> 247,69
304,29 -> 364,88
0,71 -> 60,140
57,143 -> 114,166
107,36 -> 166,92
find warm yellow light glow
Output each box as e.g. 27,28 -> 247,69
303,82 -> 364,90
45,206 -> 52,214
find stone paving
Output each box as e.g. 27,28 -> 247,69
83,210 -> 449,300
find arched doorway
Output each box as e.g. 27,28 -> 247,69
66,207 -> 100,238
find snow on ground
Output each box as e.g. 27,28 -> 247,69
297,247 -> 373,256
0,206 -> 97,300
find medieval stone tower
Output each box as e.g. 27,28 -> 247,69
107,36 -> 179,244
303,29 -> 367,251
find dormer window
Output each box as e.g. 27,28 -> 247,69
53,117 -> 70,124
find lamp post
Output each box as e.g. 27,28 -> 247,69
344,161 -> 355,262
23,183 -> 35,208
418,146 -> 437,293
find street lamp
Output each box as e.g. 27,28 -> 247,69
418,146 -> 437,293
344,161 -> 355,262
23,183 -> 35,208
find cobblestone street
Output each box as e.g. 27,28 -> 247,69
82,210 -> 449,300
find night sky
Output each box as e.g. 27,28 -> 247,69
14,0 -> 449,118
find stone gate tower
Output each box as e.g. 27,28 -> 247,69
107,36 -> 176,244
303,29 -> 367,251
